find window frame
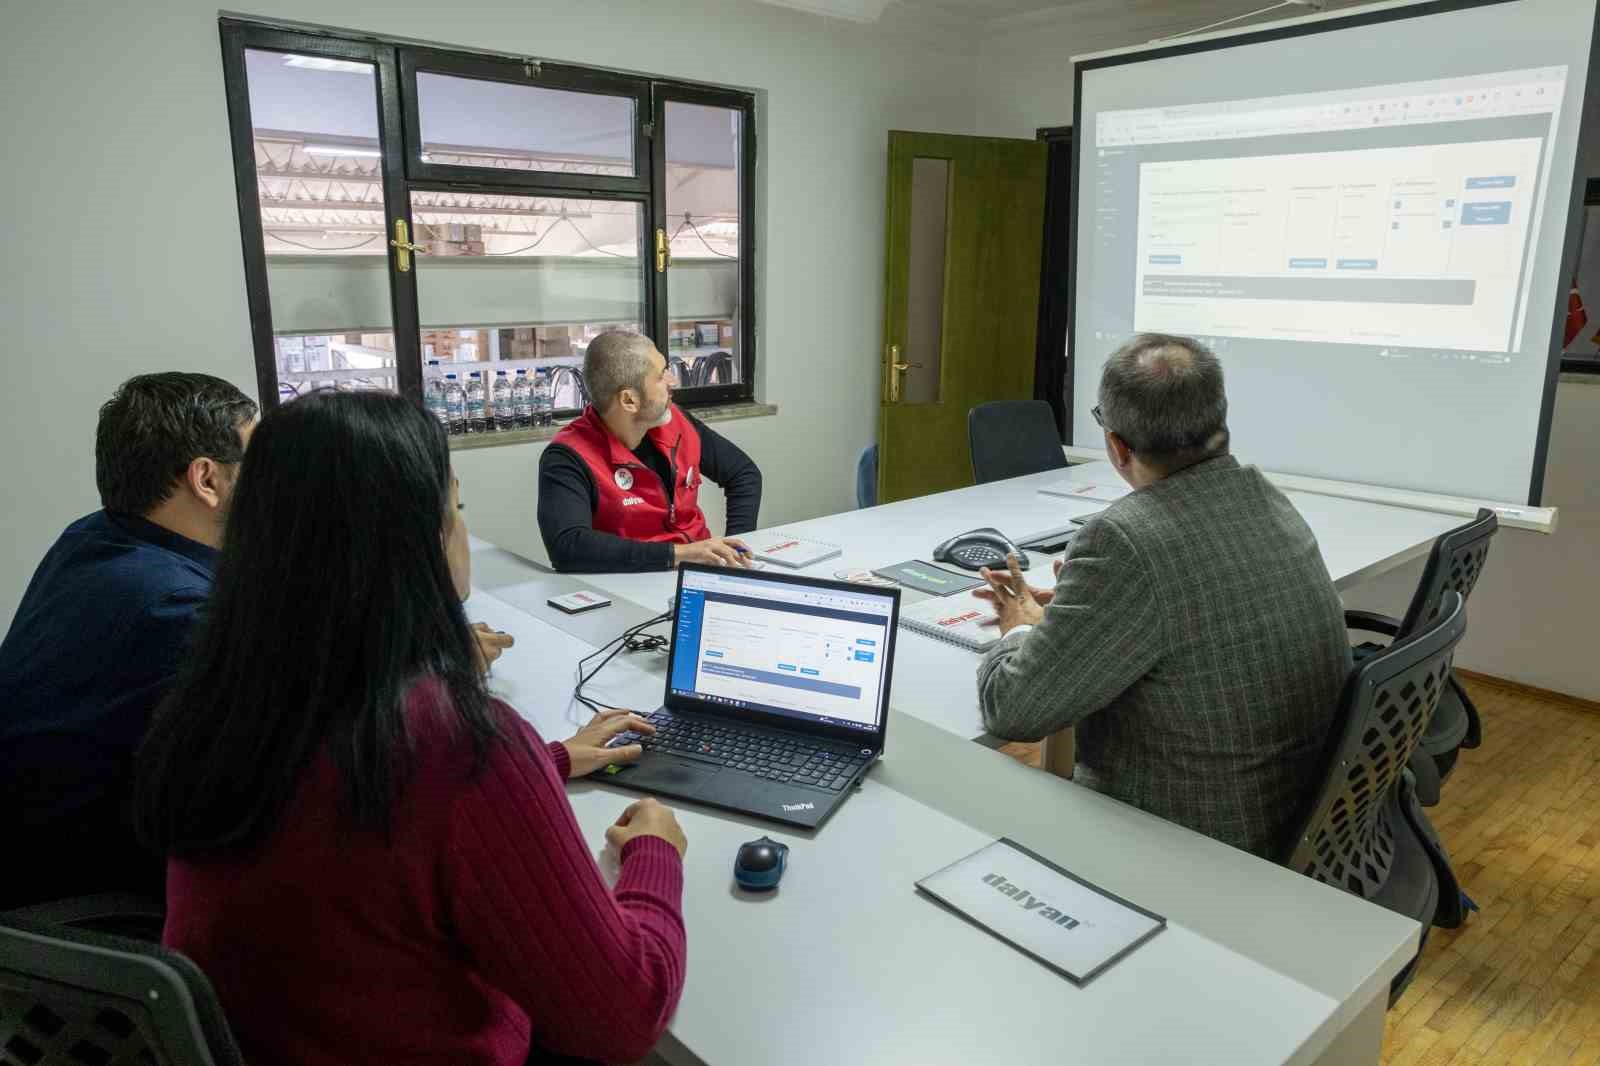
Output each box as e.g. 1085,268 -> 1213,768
221,17 -> 758,417
650,82 -> 759,407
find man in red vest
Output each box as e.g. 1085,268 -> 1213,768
538,331 -> 763,572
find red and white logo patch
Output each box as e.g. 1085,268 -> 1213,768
614,468 -> 634,491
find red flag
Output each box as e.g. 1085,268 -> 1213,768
1565,280 -> 1588,347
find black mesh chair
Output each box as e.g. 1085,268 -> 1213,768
967,400 -> 1068,485
1346,508 -> 1496,805
0,906 -> 242,1065
668,355 -> 693,389
700,351 -> 735,386
1283,590 -> 1470,1006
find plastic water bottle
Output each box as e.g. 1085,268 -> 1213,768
493,370 -> 515,432
444,374 -> 466,436
424,360 -> 448,430
536,370 -> 555,426
513,369 -> 533,429
466,371 -> 487,434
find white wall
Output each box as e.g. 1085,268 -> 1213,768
1341,376 -> 1600,703
0,0 -> 977,619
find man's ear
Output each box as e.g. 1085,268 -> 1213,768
183,457 -> 227,511
1105,430 -> 1134,470
617,385 -> 642,416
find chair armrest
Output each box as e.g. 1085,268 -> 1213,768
3,891 -> 165,930
1345,610 -> 1402,638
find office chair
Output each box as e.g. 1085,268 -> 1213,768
0,905 -> 243,1065
701,351 -> 735,386
669,355 -> 693,389
1283,590 -> 1470,1006
549,366 -> 590,411
4,891 -> 166,942
967,400 -> 1068,484
1345,508 -> 1497,805
856,443 -> 878,509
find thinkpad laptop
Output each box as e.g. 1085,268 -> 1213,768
605,563 -> 901,829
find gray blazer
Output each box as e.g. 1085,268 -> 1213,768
977,455 -> 1350,857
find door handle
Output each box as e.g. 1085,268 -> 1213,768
389,219 -> 427,273
885,345 -> 924,403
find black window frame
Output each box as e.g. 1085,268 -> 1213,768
220,17 -> 758,420
651,82 -> 758,406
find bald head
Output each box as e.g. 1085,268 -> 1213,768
584,330 -> 659,414
1097,333 -> 1229,474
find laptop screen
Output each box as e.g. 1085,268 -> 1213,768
669,568 -> 897,734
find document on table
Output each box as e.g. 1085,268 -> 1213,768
1038,480 -> 1132,503
916,838 -> 1166,985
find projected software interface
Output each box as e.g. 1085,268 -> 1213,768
668,571 -> 895,733
1096,68 -> 1566,360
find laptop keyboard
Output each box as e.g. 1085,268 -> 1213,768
609,710 -> 871,792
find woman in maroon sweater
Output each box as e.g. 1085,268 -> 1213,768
133,390 -> 689,1065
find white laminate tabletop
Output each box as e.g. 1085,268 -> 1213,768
482,467 -> 1458,745
462,572 -> 1417,1066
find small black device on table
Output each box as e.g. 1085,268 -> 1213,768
734,836 -> 790,891
932,527 -> 1031,572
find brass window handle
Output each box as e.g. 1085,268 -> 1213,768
655,228 -> 672,273
390,219 -> 428,272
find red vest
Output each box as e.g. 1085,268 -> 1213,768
551,404 -> 712,544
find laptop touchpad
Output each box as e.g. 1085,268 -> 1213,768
631,758 -> 721,789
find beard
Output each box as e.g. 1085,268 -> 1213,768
642,395 -> 673,428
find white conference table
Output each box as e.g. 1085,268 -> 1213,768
456,457 -> 1461,1066
465,586 -> 1417,1066
473,462 -> 1462,743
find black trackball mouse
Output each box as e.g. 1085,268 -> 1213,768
734,836 -> 789,891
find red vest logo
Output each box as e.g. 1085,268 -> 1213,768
614,468 -> 634,491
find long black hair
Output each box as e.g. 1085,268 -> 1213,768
134,390 -> 499,856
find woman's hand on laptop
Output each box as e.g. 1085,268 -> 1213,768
561,707 -> 656,778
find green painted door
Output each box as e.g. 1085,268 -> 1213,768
878,132 -> 1048,504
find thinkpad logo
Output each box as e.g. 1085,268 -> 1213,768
781,802 -> 815,812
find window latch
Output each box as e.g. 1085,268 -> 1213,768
655,227 -> 672,273
390,219 -> 427,273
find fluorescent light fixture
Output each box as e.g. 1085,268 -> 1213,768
303,144 -> 382,158
283,55 -> 371,74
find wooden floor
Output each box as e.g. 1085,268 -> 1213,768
997,676 -> 1600,1064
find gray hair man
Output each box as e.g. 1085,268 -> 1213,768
538,330 -> 763,573
972,334 -> 1350,857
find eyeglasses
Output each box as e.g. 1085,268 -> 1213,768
1092,404 -> 1134,451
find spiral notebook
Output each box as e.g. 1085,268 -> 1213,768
743,530 -> 843,569
898,594 -> 1002,652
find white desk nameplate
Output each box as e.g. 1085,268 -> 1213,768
916,837 -> 1167,986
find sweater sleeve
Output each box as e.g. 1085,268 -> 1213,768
685,413 -> 763,535
443,713 -> 686,1063
537,443 -> 677,573
977,516 -> 1165,741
